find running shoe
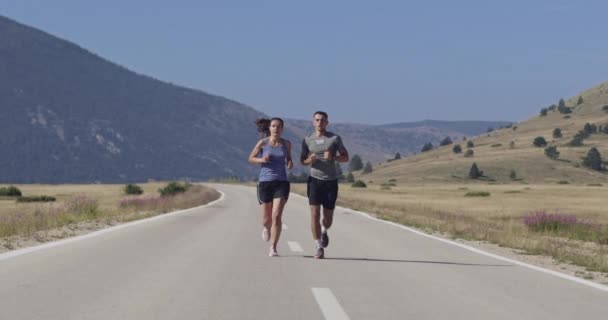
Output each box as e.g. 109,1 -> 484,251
262,227 -> 270,242
314,247 -> 324,259
321,231 -> 329,248
269,247 -> 279,257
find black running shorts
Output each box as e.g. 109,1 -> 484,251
257,181 -> 290,204
307,177 -> 338,209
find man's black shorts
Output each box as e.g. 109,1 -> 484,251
307,177 -> 338,209
257,181 -> 290,204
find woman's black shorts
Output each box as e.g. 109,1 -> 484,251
307,177 -> 339,209
257,181 -> 290,204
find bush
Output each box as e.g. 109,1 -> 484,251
540,108 -> 548,116
548,104 -> 557,111
568,135 -> 585,146
0,186 -> 22,197
421,142 -> 433,152
533,136 -> 547,147
394,152 -> 401,160
577,96 -> 584,105
558,180 -> 569,184
351,180 -> 367,188
124,184 -> 143,195
158,182 -> 191,197
603,105 -> 608,113
464,149 -> 474,157
464,191 -> 490,197
509,141 -> 515,149
453,144 -> 462,154
553,128 -> 562,138
362,161 -> 373,174
466,141 -> 474,148
510,170 -> 517,180
491,143 -> 502,147
469,162 -> 483,179
544,146 -> 560,159
16,196 -> 56,203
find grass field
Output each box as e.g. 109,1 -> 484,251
0,182 -> 220,249
291,182 -> 608,273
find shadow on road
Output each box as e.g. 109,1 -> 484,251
299,256 -> 512,267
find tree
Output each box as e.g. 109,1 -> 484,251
394,152 -> 401,160
553,128 -> 562,138
584,123 -> 597,135
533,136 -> 547,147
467,140 -> 475,148
346,172 -> 355,183
453,144 -> 462,154
540,108 -> 548,116
577,96 -> 584,105
568,135 -> 584,147
548,104 -> 557,111
603,105 -> 608,113
421,142 -> 433,152
464,149 -> 474,157
469,162 -> 483,179
582,148 -> 603,171
440,137 -> 453,146
558,98 -> 566,109
509,170 -> 517,180
362,161 -> 373,174
348,154 -> 364,172
544,146 -> 560,159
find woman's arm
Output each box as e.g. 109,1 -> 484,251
248,140 -> 270,164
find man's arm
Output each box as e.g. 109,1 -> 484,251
300,139 -> 317,166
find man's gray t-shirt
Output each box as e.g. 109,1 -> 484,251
301,131 -> 347,181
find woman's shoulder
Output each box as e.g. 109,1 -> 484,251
256,138 -> 268,147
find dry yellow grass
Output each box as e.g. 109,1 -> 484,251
291,182 -> 608,273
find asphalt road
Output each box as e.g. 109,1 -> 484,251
0,184 -> 606,319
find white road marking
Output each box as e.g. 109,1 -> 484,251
287,241 -> 303,252
0,190 -> 226,262
290,193 -> 608,293
311,288 -> 350,320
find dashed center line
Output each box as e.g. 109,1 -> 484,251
311,288 -> 350,320
287,241 -> 303,252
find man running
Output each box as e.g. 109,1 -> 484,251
300,111 -> 349,259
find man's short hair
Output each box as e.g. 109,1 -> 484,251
313,111 -> 328,120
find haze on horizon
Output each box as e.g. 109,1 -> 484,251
1,0 -> 607,124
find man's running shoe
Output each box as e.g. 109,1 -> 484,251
321,231 -> 329,248
262,227 -> 270,242
314,247 -> 324,259
269,247 -> 279,257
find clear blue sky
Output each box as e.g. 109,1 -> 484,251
2,0 -> 607,124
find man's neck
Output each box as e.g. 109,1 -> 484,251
315,129 -> 326,137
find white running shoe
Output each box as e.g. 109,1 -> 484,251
262,227 -> 270,242
269,247 -> 279,257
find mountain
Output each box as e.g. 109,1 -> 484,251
362,82 -> 608,184
285,119 -> 511,165
0,15 -> 282,182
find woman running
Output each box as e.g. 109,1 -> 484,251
248,117 -> 293,256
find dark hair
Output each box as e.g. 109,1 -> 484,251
255,117 -> 284,137
314,111 -> 328,120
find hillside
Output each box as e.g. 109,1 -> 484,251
363,81 -> 608,184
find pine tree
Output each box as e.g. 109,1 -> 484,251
577,96 -> 584,105
469,163 -> 483,179
540,108 -> 548,116
553,128 -> 562,138
394,152 -> 401,160
453,144 -> 462,154
582,148 -> 603,171
348,154 -> 364,172
346,172 -> 355,183
362,161 -> 373,174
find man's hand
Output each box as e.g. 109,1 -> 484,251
308,154 -> 318,164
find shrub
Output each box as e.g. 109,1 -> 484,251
124,184 -> 143,195
558,180 -> 569,184
158,182 -> 191,197
440,137 -> 453,146
66,195 -> 99,217
509,170 -> 517,180
544,146 -> 560,159
388,178 -> 397,183
464,149 -> 474,157
603,105 -> 608,113
16,196 -> 56,203
394,152 -> 401,160
540,108 -> 548,116
553,128 -> 562,138
509,141 -> 515,149
421,142 -> 433,152
584,123 -> 597,135
453,144 -> 462,154
512,126 -> 518,131
467,140 -> 474,148
533,136 -> 547,147
582,147 -> 604,171
351,180 -> 367,188
469,162 -> 483,179
558,98 -> 566,109
548,104 -> 557,111
491,143 -> 502,147
0,186 -> 22,197
577,96 -> 584,105
464,191 -> 490,197
568,135 -> 584,146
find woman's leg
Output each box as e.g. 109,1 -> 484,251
261,202 -> 272,241
270,197 -> 287,249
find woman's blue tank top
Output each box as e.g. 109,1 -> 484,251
259,138 -> 288,182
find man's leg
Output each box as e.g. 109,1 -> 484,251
310,204 -> 322,241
